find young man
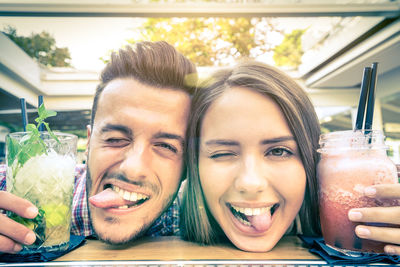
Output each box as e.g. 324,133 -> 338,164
0,41 -> 197,253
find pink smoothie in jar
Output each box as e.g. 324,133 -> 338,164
317,130 -> 398,253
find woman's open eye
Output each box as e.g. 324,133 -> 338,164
266,147 -> 293,157
155,142 -> 178,154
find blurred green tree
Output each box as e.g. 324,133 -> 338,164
121,18 -> 306,69
273,29 -> 305,68
3,26 -> 72,67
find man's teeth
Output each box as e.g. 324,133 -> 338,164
231,205 -> 272,216
112,185 -> 148,202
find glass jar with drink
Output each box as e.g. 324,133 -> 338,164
317,129 -> 398,253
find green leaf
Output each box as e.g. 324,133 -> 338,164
44,109 -> 57,118
38,103 -> 46,119
6,136 -> 20,166
37,103 -> 57,120
8,208 -> 46,246
26,124 -> 37,132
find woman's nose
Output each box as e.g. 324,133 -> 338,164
234,156 -> 268,194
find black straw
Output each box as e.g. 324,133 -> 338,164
364,62 -> 378,131
354,67 -> 371,130
20,98 -> 28,132
38,95 -> 44,131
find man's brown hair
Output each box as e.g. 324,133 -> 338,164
91,41 -> 197,126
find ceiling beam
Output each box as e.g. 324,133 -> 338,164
0,3 -> 399,17
382,103 -> 400,113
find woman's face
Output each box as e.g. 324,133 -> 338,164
199,86 -> 306,252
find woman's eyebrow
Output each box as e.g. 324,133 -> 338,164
260,136 -> 295,145
204,139 -> 239,146
100,123 -> 132,136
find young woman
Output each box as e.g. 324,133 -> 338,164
181,60 -> 321,252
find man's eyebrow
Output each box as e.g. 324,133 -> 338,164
204,139 -> 239,146
260,136 -> 295,145
154,132 -> 185,146
100,124 -> 132,136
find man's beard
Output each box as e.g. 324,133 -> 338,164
85,154 -> 177,245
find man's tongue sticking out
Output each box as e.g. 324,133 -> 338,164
89,188 -> 128,208
247,212 -> 272,232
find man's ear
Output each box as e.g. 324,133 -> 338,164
85,125 -> 92,156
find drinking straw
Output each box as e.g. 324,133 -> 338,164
20,98 -> 28,131
354,67 -> 371,130
364,62 -> 378,131
38,95 -> 44,131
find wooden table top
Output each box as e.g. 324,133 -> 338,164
56,235 -> 321,262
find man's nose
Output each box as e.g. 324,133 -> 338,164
234,156 -> 268,195
119,142 -> 150,180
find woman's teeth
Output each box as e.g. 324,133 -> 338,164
230,205 -> 272,216
237,215 -> 251,226
112,185 -> 149,202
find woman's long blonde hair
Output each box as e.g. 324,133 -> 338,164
181,60 -> 321,244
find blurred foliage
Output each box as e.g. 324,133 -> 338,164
3,25 -> 72,67
102,18 -> 305,69
133,17 -> 258,66
273,29 -> 305,68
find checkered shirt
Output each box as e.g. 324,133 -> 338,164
0,164 -> 180,237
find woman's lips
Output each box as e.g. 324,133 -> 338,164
227,203 -> 278,234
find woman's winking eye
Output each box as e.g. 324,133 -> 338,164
209,151 -> 237,160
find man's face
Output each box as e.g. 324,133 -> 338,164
86,78 -> 190,244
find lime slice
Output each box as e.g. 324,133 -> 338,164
41,204 -> 70,227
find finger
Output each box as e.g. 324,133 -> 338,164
0,234 -> 22,254
0,214 -> 36,246
0,191 -> 38,218
384,244 -> 400,255
363,184 -> 400,199
355,225 -> 400,245
349,206 -> 400,224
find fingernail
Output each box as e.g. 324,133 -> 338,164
385,246 -> 396,254
364,187 -> 376,197
356,227 -> 370,238
13,243 -> 22,252
348,210 -> 362,221
24,232 -> 36,245
26,206 -> 38,218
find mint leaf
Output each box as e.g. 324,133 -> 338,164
6,136 -> 20,166
7,209 -> 46,246
8,104 -> 59,176
26,124 -> 36,132
36,104 -> 57,123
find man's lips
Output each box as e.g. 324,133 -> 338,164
111,185 -> 149,202
89,186 -> 149,209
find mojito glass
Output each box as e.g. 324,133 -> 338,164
6,131 -> 77,254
